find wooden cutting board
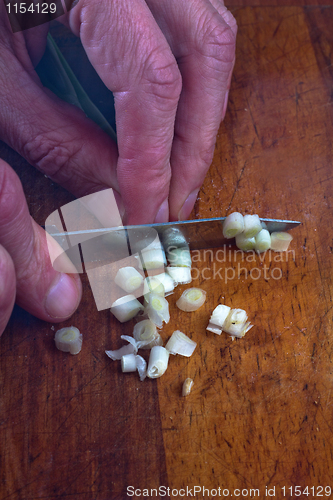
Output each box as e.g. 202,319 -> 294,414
1,3 -> 332,499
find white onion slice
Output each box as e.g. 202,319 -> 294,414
166,266 -> 192,285
105,343 -> 135,360
270,231 -> 293,252
235,233 -> 256,252
176,288 -> 206,312
166,247 -> 192,267
145,293 -> 170,328
121,353 -> 137,372
132,320 -> 163,349
206,304 -> 231,335
224,308 -> 253,338
223,212 -> 244,239
165,330 -> 197,357
110,295 -> 143,323
243,214 -> 262,238
147,346 -> 169,378
114,266 -> 144,293
135,355 -> 147,381
148,272 -> 175,295
255,229 -> 271,253
54,326 -> 82,355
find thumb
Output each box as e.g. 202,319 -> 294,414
0,159 -> 82,323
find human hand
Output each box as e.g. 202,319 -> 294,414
0,158 -> 82,336
0,0 -> 236,224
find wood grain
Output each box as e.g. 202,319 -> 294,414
1,5 -> 333,500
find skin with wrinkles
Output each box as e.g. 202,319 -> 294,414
0,0 -> 236,335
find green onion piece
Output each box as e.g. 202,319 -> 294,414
206,304 -> 231,335
255,229 -> 271,253
54,326 -> 82,355
110,295 -> 143,323
223,212 -> 245,239
270,232 -> 293,252
235,234 -> 256,251
114,267 -> 144,293
147,346 -> 169,378
176,288 -> 206,312
243,214 -> 262,238
165,330 -> 197,357
145,293 -> 170,328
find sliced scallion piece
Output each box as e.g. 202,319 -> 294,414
270,231 -> 293,252
147,346 -> 169,378
110,295 -> 143,323
54,326 -> 82,355
206,304 -> 231,335
132,320 -> 163,349
145,293 -> 170,328
165,330 -> 197,357
121,353 -> 137,372
114,266 -> 144,293
176,288 -> 206,312
235,233 -> 256,252
166,266 -> 192,285
254,229 -> 271,253
243,214 -> 262,238
223,212 -> 244,239
224,308 -> 253,338
166,247 -> 192,267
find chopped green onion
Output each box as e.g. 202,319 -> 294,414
166,247 -> 192,267
135,355 -> 147,381
223,212 -> 244,239
270,231 -> 293,252
54,326 -> 82,355
110,295 -> 143,323
147,346 -> 169,378
114,266 -> 144,293
243,214 -> 262,238
254,229 -> 271,253
121,353 -> 137,372
166,266 -> 192,285
149,272 -> 175,295
105,343 -> 135,360
176,288 -> 206,312
143,276 -> 165,298
224,308 -> 253,338
132,320 -> 163,349
235,233 -> 256,251
145,293 -> 170,328
165,330 -> 197,357
206,304 -> 231,335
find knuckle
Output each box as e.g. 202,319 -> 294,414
23,132 -> 82,181
143,49 -> 182,105
197,13 -> 236,65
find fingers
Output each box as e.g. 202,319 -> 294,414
0,245 -> 16,337
145,0 -> 237,220
0,159 -> 82,325
0,16 -> 120,201
68,0 -> 182,224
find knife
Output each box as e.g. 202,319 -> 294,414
47,216 -> 300,251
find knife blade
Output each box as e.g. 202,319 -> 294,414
47,217 -> 300,251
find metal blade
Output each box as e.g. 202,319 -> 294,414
47,217 -> 301,250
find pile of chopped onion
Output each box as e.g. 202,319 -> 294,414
223,212 -> 293,253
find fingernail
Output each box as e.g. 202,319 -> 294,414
178,189 -> 200,221
45,273 -> 80,319
154,199 -> 169,223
